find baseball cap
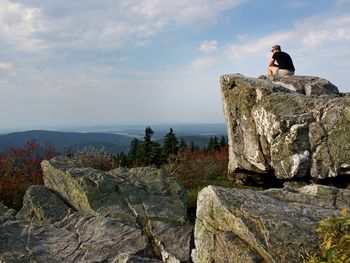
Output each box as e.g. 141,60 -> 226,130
271,45 -> 281,51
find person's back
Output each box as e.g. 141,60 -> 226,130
272,51 -> 295,71
268,45 -> 295,76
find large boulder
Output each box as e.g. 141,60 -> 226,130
193,185 -> 350,263
1,212 -> 152,263
221,74 -> 350,184
0,156 -> 193,263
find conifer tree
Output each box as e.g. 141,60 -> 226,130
207,137 -> 214,151
116,152 -> 129,166
141,126 -> 163,166
207,136 -> 220,151
190,141 -> 195,152
128,138 -> 143,165
150,141 -> 162,166
219,136 -> 227,148
213,136 -> 220,151
179,138 -> 187,149
142,127 -> 154,165
162,128 -> 179,159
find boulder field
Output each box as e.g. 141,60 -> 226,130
0,156 -> 192,263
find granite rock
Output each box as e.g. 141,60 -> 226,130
221,74 -> 350,183
0,156 -> 192,262
193,185 -> 348,263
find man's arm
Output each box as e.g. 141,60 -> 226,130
269,58 -> 278,67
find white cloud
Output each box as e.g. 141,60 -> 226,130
225,31 -> 294,60
198,40 -> 218,53
0,0 -> 247,53
0,0 -> 47,51
191,57 -> 218,70
134,40 -> 151,47
0,0 -> 43,35
302,30 -> 329,47
130,0 -> 247,29
0,62 -> 13,70
336,0 -> 350,6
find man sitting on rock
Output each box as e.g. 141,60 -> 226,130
268,45 -> 295,76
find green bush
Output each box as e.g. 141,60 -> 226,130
303,208 -> 350,263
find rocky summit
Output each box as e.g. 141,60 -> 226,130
2,73 -> 350,263
0,156 -> 192,263
221,74 -> 350,185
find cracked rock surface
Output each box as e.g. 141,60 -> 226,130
221,74 -> 350,183
193,185 -> 350,263
0,156 -> 192,263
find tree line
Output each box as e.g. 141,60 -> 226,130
115,126 -> 227,167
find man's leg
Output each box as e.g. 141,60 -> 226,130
278,69 -> 295,76
268,66 -> 278,75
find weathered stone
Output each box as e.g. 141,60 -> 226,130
16,185 -> 74,223
194,185 -> 344,263
0,202 -> 16,222
41,157 -> 136,223
41,157 -> 188,225
148,220 -> 193,263
222,74 -> 350,182
108,167 -> 188,224
0,213 -> 152,263
266,75 -> 339,96
296,184 -> 350,209
1,156 -> 192,262
115,253 -> 163,263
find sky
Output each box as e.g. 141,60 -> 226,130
1,0 -> 350,130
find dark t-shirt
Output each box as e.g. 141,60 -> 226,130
272,51 -> 295,71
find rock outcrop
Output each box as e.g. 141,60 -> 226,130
0,156 -> 192,263
193,184 -> 350,263
221,74 -> 350,184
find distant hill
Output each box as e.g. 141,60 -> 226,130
0,124 -> 228,154
0,130 -> 133,154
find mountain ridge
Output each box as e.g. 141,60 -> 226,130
0,125 -> 227,154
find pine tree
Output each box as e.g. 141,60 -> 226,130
128,138 -> 143,165
207,136 -> 220,151
162,128 -> 179,159
213,136 -> 220,151
150,141 -> 162,166
207,137 -> 214,151
219,136 -> 227,148
190,141 -> 195,152
140,126 -> 163,166
179,138 -> 187,149
116,152 -> 129,166
143,127 -> 154,165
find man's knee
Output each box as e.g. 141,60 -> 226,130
269,66 -> 278,75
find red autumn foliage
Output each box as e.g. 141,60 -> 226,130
166,145 -> 229,189
0,138 -> 57,210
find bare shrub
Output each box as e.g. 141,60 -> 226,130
76,146 -> 117,171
